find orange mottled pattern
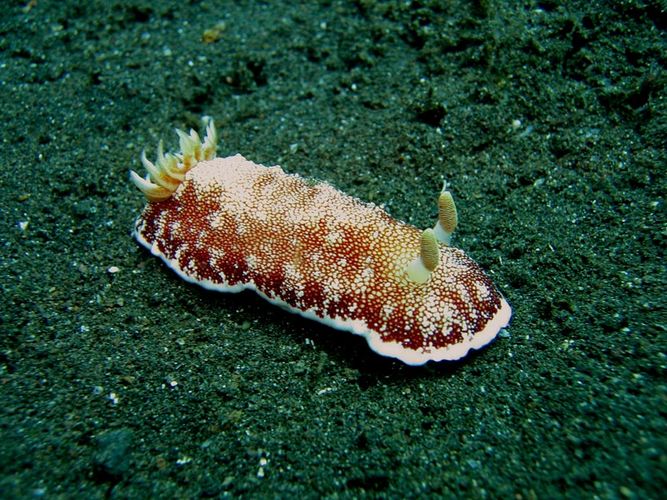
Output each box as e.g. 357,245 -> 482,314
135,155 -> 504,353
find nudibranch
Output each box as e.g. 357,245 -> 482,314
130,119 -> 511,365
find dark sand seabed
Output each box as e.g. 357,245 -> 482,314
1,0 -> 665,498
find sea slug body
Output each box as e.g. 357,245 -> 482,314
130,119 -> 511,365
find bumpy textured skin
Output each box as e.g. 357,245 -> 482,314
134,154 -> 511,365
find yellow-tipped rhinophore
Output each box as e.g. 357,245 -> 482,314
130,119 -> 218,202
433,181 -> 458,245
406,228 -> 441,284
420,228 -> 440,271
